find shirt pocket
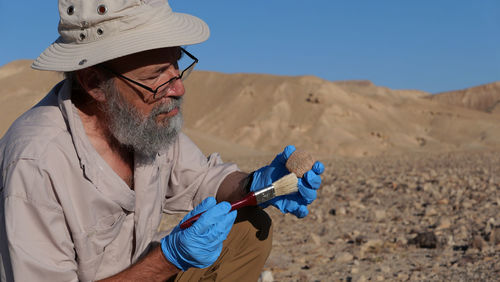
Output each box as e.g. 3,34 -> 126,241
73,212 -> 126,281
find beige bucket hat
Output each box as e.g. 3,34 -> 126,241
32,0 -> 209,71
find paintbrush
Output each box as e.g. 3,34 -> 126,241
180,149 -> 316,229
180,173 -> 299,229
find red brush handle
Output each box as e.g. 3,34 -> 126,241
179,192 -> 258,229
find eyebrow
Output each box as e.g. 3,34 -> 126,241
152,64 -> 171,74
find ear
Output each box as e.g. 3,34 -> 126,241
75,67 -> 109,103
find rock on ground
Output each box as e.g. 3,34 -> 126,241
246,150 -> 500,281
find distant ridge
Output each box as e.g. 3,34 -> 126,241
429,82 -> 500,113
1,60 -> 500,158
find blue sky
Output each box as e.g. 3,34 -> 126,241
0,0 -> 498,93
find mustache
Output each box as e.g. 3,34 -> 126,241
150,96 -> 183,117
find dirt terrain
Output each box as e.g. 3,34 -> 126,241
247,150 -> 500,281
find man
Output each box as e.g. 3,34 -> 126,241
0,0 -> 324,281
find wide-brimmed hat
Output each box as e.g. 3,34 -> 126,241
32,0 -> 209,71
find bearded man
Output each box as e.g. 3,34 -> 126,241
0,0 -> 324,281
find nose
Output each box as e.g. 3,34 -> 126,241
167,77 -> 185,98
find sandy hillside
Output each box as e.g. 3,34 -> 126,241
183,72 -> 500,157
0,60 -> 63,136
2,60 -> 500,159
429,82 -> 500,113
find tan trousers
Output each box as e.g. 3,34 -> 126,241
172,206 -> 273,282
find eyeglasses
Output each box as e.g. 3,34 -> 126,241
100,47 -> 198,103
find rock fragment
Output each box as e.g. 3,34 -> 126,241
374,210 -> 386,222
492,228 -> 500,246
471,235 -> 485,251
259,270 -> 273,282
436,217 -> 451,230
408,231 -> 437,249
335,252 -> 354,263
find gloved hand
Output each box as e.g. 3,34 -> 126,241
249,145 -> 324,218
161,197 -> 237,271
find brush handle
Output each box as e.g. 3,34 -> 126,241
179,193 -> 257,229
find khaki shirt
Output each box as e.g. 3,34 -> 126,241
0,80 -> 238,281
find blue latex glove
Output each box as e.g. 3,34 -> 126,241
161,197 -> 237,271
250,145 -> 324,218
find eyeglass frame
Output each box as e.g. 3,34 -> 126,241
99,47 -> 198,100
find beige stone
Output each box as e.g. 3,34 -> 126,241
285,150 -> 315,178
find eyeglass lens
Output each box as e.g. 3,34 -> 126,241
153,60 -> 196,100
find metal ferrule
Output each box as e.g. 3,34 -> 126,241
254,185 -> 276,204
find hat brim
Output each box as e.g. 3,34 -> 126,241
32,12 -> 209,72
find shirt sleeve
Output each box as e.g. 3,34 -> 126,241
0,159 -> 78,282
162,133 -> 240,213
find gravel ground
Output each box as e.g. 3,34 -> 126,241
258,150 -> 500,281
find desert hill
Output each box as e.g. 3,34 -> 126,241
1,60 -> 500,158
429,81 -> 500,113
182,72 -> 500,157
0,60 -> 63,136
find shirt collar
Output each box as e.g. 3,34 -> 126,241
57,79 -> 136,211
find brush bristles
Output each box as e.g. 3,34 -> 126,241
272,173 -> 299,196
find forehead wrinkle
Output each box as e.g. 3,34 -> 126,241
153,64 -> 172,74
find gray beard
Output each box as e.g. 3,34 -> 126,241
102,81 -> 183,158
